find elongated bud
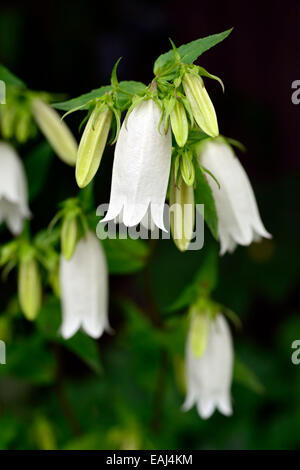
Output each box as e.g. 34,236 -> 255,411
76,105 -> 112,188
170,101 -> 188,147
1,106 -> 15,139
61,216 -> 78,260
180,150 -> 195,186
189,306 -> 209,358
31,99 -> 78,166
18,257 -> 42,321
170,173 -> 195,252
15,112 -> 31,143
0,317 -> 11,343
183,73 -> 219,137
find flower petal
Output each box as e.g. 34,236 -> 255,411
103,99 -> 172,229
199,141 -> 271,253
184,313 -> 233,419
59,231 -> 109,339
0,143 -> 30,235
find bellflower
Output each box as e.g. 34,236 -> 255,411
198,140 -> 271,254
0,142 -> 30,235
59,230 -> 110,339
183,312 -> 233,419
102,99 -> 172,230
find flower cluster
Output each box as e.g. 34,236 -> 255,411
0,30 -> 271,420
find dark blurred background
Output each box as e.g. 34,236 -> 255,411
0,0 -> 300,450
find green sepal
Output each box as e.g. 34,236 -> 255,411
194,158 -> 218,240
200,165 -> 220,189
111,57 -> 122,89
198,66 -> 225,92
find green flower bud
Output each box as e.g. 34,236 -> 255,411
183,73 -> 219,137
18,257 -> 42,321
0,317 -> 11,342
32,99 -> 78,166
1,106 -> 16,139
180,149 -> 195,186
15,112 -> 31,143
190,306 -> 209,358
170,173 -> 195,252
170,101 -> 188,147
61,216 -> 78,260
76,105 -> 112,188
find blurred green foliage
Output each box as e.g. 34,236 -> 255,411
0,171 -> 300,449
0,4 -> 299,451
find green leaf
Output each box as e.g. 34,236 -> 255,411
53,81 -> 146,112
118,80 -> 147,95
167,245 -> 218,311
154,28 -> 233,76
194,159 -> 218,240
0,333 -> 55,384
53,85 -> 112,111
36,297 -> 102,375
0,64 -> 26,88
24,142 -> 54,201
117,81 -> 147,109
234,357 -> 265,395
102,238 -> 150,274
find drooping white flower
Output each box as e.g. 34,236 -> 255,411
102,99 -> 172,230
198,140 -> 271,255
183,313 -> 233,419
0,142 -> 30,235
59,230 -> 109,339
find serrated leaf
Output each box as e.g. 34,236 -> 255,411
53,85 -> 112,111
117,81 -> 147,109
234,357 -> 265,395
0,64 -> 26,88
194,159 -> 218,240
118,81 -> 147,96
53,81 -> 146,112
154,29 -> 233,77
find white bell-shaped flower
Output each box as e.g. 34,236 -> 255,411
0,142 -> 30,235
59,230 -> 110,339
102,99 -> 172,230
183,313 -> 233,419
198,141 -> 271,255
